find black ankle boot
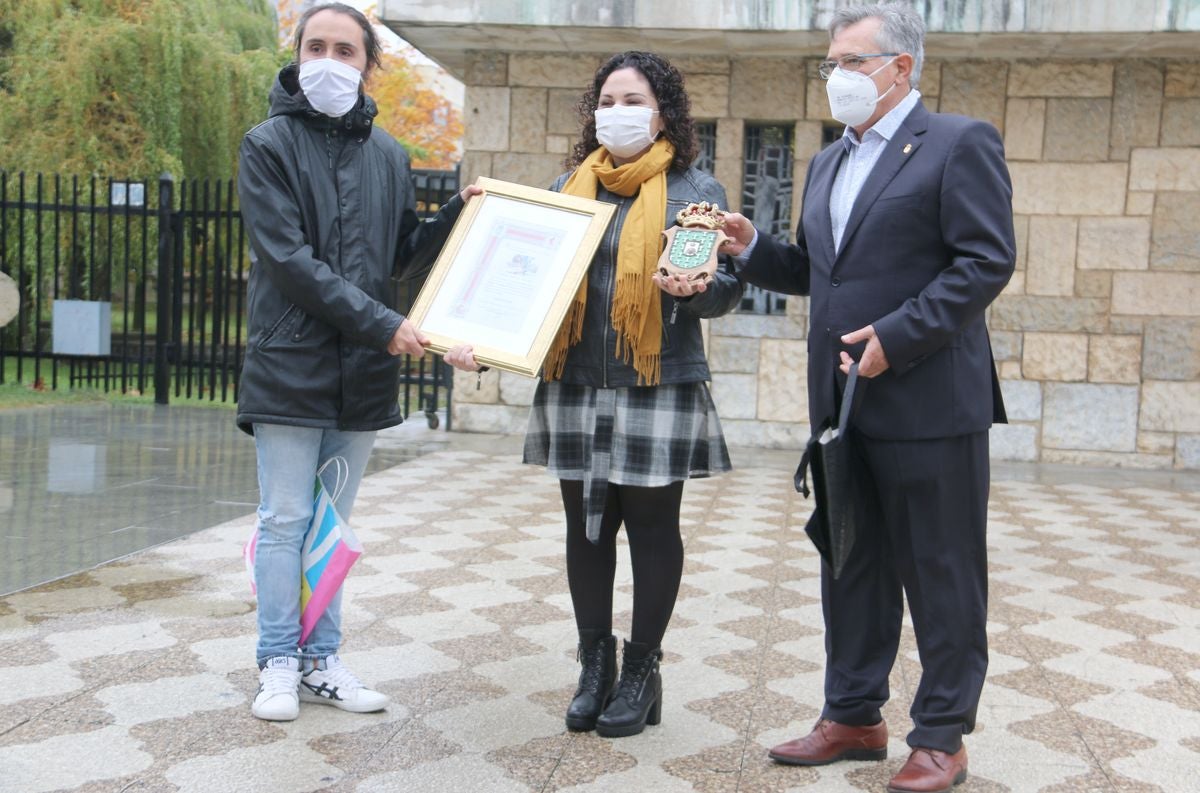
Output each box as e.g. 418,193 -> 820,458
565,630 -> 617,731
595,640 -> 662,737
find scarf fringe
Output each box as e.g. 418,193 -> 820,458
635,353 -> 661,386
544,298 -> 586,382
610,270 -> 662,386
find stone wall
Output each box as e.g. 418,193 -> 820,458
450,53 -> 1200,470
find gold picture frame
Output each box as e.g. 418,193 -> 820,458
408,176 -> 615,377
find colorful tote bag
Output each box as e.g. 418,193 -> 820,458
243,456 -> 363,644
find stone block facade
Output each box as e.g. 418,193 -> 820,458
449,53 -> 1200,470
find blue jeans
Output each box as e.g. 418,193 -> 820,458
252,423 -> 375,666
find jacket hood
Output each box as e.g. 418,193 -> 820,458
269,63 -> 378,133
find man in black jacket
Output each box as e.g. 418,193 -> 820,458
722,3 -> 1014,791
238,2 -> 477,722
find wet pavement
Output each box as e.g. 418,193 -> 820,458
0,404 -> 1198,792
0,405 -> 450,595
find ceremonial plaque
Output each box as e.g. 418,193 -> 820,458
408,177 -> 615,377
658,201 -> 728,282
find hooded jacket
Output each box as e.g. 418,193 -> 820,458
235,64 -> 463,435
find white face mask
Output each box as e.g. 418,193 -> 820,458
825,57 -> 896,128
299,58 -> 362,118
595,105 -> 659,159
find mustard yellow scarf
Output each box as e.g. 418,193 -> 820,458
544,138 -> 675,386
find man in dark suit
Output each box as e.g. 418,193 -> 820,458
721,3 -> 1015,792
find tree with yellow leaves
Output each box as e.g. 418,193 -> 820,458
367,50 -> 463,169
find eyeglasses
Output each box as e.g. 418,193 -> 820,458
818,53 -> 899,80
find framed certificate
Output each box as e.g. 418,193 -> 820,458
408,176 -> 616,376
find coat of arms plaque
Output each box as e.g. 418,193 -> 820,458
658,201 -> 728,282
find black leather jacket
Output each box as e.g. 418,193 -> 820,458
552,165 -> 743,387
235,65 -> 463,435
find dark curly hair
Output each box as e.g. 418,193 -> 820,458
568,51 -> 698,172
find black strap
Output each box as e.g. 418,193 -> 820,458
794,362 -> 860,497
837,361 -> 860,436
796,442 -> 814,497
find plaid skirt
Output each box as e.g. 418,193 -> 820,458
523,380 -> 732,541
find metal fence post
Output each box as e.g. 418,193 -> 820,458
154,173 -> 173,405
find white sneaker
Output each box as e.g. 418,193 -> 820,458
300,654 -> 389,713
252,656 -> 301,721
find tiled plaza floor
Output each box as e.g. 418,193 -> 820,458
1,434 -> 1198,792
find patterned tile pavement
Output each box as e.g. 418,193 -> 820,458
1,439 -> 1198,792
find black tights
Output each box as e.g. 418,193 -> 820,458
560,479 -> 684,650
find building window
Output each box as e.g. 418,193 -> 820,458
693,122 -> 717,175
739,124 -> 793,315
822,122 -> 842,149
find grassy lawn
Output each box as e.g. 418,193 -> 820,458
0,380 -> 239,410
0,357 -> 450,413
0,358 -> 237,410
0,381 -> 111,408
0,379 -> 240,410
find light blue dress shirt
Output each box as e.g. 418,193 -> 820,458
830,88 -> 922,252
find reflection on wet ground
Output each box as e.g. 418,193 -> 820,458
3,403 -> 1196,597
0,404 -> 452,595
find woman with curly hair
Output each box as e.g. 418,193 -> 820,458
447,51 -> 742,738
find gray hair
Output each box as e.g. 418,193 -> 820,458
829,2 -> 926,90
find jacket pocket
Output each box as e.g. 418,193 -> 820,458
257,304 -> 299,349
871,193 -> 926,213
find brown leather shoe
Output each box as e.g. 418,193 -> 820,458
768,718 -> 887,766
886,746 -> 968,793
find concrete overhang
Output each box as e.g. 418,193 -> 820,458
377,1 -> 1200,79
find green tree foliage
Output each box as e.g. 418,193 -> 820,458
0,0 -> 281,179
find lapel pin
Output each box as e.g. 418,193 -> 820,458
903,143 -> 913,154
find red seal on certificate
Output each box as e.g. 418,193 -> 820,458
658,201 -> 728,282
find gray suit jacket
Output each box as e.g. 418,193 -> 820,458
742,100 -> 1015,440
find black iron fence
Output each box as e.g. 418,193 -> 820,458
0,168 -> 460,426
